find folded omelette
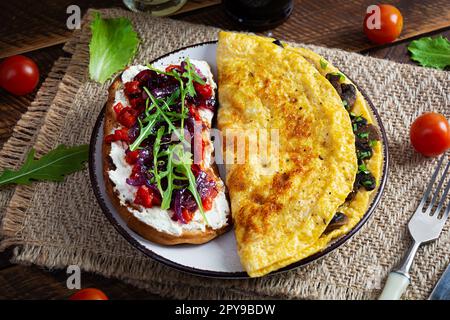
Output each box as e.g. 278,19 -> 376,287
217,31 -> 383,277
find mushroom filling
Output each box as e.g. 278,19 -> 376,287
325,72 -> 380,232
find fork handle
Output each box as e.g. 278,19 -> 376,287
378,271 -> 410,300
379,241 -> 420,300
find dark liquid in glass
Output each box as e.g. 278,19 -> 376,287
223,0 -> 294,30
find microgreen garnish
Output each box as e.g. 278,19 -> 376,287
330,71 -> 346,81
358,132 -> 369,139
130,98 -> 159,151
320,58 -> 328,69
146,64 -> 178,77
357,150 -> 372,160
358,163 -> 370,174
182,58 -> 205,97
145,87 -> 184,142
151,126 -> 165,196
172,145 -> 208,224
129,59 -> 207,224
362,179 -> 374,187
342,100 -> 349,110
159,145 -> 176,210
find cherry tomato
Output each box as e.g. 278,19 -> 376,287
364,4 -> 403,44
410,113 -> 450,157
125,149 -> 140,165
194,82 -> 212,99
69,288 -> 108,300
117,107 -> 137,128
0,55 -> 39,96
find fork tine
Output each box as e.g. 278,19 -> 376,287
443,201 -> 450,222
418,155 -> 445,211
426,160 -> 450,215
433,161 -> 450,218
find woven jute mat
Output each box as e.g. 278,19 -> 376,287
1,8 -> 449,299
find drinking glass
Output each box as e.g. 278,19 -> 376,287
223,0 -> 294,30
123,0 -> 187,16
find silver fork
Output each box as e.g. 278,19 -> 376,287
379,154 -> 450,300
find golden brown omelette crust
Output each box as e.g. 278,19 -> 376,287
217,31 -> 358,277
102,76 -> 231,246
217,33 -> 383,276
290,46 -> 384,245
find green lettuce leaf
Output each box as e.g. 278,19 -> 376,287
0,144 -> 89,187
408,36 -> 450,70
89,12 -> 139,83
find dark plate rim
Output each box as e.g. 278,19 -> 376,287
88,40 -> 390,279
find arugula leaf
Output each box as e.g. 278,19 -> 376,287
151,126 -> 166,196
0,145 -> 88,187
145,87 -> 185,142
89,12 -> 139,83
172,145 -> 207,224
182,58 -> 205,97
146,64 -> 179,78
130,99 -> 159,151
159,145 -> 176,210
408,36 -> 450,70
129,60 -> 209,225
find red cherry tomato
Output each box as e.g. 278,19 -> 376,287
134,185 -> 160,208
410,113 -> 450,157
69,288 -> 108,300
0,55 -> 39,96
125,150 -> 140,165
364,4 -> 403,44
117,107 -> 137,128
194,82 -> 212,99
181,208 -> 194,223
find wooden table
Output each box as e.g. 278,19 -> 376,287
0,0 -> 449,299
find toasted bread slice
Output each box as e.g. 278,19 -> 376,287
103,70 -> 231,245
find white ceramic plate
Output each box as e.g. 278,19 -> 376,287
89,42 -> 389,278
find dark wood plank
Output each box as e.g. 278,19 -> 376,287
2,0 -> 450,57
0,0 -> 123,58
365,27 -> 450,64
0,265 -> 161,299
178,0 -> 450,51
0,248 -> 13,270
0,45 -> 66,148
0,0 -> 220,58
174,0 -> 221,15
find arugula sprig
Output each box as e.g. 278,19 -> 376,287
130,59 -> 208,224
151,126 -> 165,196
172,145 -> 208,224
182,58 -> 205,97
0,145 -> 88,187
130,99 -> 159,151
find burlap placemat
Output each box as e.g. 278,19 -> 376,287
1,8 -> 449,299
